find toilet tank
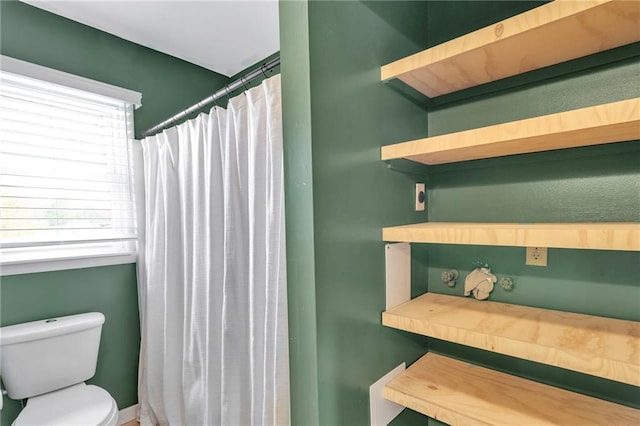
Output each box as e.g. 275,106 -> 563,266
0,312 -> 105,399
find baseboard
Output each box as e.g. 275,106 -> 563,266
119,404 -> 139,425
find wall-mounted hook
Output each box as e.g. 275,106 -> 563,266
441,269 -> 459,288
465,264 -> 497,300
499,277 -> 514,291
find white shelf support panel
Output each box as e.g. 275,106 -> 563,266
370,363 -> 406,426
385,243 -> 411,310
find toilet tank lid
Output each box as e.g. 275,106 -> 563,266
0,312 -> 105,346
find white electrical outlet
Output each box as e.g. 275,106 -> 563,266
526,247 -> 548,267
415,183 -> 425,211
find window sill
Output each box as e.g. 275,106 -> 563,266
0,252 -> 137,276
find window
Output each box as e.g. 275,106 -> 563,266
0,57 -> 142,275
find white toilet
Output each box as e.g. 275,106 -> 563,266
0,312 -> 119,426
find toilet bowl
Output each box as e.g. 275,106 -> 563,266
12,383 -> 118,426
0,313 -> 119,426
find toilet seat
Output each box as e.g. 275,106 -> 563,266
13,383 -> 118,426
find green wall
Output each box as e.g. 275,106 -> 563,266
281,0 -> 640,424
281,1 -> 432,424
0,1 -> 230,423
279,1 -> 320,423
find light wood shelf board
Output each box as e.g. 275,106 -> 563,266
381,0 -> 640,98
381,98 -> 640,165
383,293 -> 640,386
382,222 -> 640,251
385,353 -> 640,425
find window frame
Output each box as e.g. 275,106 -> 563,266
0,56 -> 143,276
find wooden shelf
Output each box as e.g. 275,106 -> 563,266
382,222 -> 640,251
385,352 -> 640,425
381,98 -> 640,165
382,293 -> 640,386
380,1 -> 640,98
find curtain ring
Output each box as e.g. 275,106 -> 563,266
260,64 -> 269,79
224,86 -> 231,102
240,76 -> 249,96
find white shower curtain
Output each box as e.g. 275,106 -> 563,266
137,75 -> 289,426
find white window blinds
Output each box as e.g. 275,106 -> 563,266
0,69 -> 138,269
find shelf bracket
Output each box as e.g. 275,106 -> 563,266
384,159 -> 429,177
385,243 -> 411,310
369,362 -> 406,426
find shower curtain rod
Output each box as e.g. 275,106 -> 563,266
141,56 -> 280,138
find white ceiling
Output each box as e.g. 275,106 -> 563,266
21,0 -> 280,77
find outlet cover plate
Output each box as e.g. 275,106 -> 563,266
526,247 -> 548,267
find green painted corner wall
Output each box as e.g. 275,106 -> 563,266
0,1 -> 230,424
281,0 -> 640,425
279,1 -> 320,424
0,0 -> 230,137
281,1 -> 433,424
307,1 -> 434,422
